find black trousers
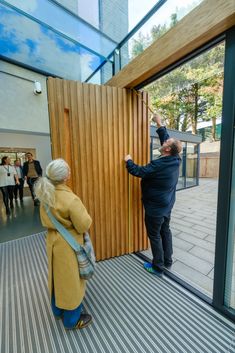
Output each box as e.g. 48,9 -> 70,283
14,178 -> 24,200
145,213 -> 173,272
0,186 -> 14,211
27,177 -> 38,200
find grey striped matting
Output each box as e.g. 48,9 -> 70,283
0,232 -> 234,353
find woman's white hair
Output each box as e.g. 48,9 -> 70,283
35,158 -> 70,207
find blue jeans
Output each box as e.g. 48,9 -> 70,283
51,294 -> 83,329
145,214 -> 173,272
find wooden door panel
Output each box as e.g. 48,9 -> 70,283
47,78 -> 149,260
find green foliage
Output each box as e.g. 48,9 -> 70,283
129,4 -> 224,139
145,39 -> 224,138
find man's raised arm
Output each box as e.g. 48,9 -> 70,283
152,113 -> 169,145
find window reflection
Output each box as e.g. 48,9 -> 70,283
150,138 -> 199,190
0,3 -> 104,80
121,0 -> 203,69
186,143 -> 198,187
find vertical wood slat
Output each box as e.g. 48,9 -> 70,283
123,89 -> 129,254
47,78 -> 148,261
143,91 -> 150,250
106,86 -> 116,258
127,89 -> 133,253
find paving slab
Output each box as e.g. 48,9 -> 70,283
204,235 -> 216,244
173,247 -> 214,275
208,268 -> 214,280
171,261 -> 214,295
192,224 -> 216,236
173,237 -> 194,251
189,246 -> 215,265
171,224 -> 209,239
175,232 -> 216,253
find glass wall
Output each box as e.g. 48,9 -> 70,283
144,41 -> 225,298
0,2 -> 107,80
178,142 -> 186,190
86,0 -> 204,84
120,0 -> 203,70
186,143 -> 199,188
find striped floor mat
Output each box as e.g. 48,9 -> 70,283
0,232 -> 234,353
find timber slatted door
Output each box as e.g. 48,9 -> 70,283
47,77 -> 149,261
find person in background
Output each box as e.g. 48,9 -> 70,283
0,156 -> 19,215
124,113 -> 182,278
23,152 -> 42,206
14,158 -> 24,202
35,158 -> 93,330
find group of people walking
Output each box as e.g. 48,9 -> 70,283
0,152 -> 42,215
33,113 -> 182,331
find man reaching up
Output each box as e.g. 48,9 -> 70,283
124,113 -> 182,277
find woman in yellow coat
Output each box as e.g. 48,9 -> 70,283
35,158 -> 92,329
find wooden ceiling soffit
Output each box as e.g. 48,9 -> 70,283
106,0 -> 235,89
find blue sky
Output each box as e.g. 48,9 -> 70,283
0,2 -> 104,80
0,0 -> 202,81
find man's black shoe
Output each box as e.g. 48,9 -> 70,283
164,263 -> 172,270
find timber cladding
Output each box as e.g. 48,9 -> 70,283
47,77 -> 149,261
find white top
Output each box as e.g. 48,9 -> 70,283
0,165 -> 17,187
15,166 -> 23,178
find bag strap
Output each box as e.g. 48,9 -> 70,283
44,205 -> 81,252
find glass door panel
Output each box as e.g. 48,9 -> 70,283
144,41 -> 225,298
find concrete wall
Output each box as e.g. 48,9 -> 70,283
56,0 -> 78,14
0,132 -> 51,174
0,61 -> 51,171
0,61 -> 50,134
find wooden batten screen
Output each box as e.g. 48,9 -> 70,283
47,77 -> 149,261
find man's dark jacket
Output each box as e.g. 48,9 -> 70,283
23,160 -> 43,178
126,127 -> 181,217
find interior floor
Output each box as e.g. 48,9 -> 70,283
0,232 -> 234,353
0,195 -> 45,243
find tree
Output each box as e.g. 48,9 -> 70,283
146,43 -> 224,136
199,72 -> 223,140
131,32 -> 150,58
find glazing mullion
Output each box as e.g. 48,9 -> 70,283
213,26 -> 235,322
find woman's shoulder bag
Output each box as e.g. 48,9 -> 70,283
44,205 -> 95,280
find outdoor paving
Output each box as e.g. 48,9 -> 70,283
142,178 -> 218,297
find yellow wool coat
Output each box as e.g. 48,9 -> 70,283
40,184 -> 92,310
